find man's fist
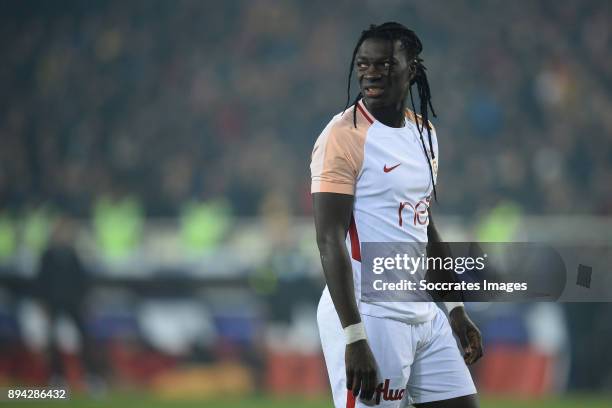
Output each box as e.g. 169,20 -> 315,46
449,307 -> 484,365
345,339 -> 378,400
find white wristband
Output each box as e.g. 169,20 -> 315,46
344,322 -> 367,344
443,302 -> 464,313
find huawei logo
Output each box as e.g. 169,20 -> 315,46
383,163 -> 401,173
375,379 -> 405,403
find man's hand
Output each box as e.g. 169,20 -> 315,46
449,307 -> 484,365
345,339 -> 378,400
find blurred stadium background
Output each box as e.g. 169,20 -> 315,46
1,0 -> 611,406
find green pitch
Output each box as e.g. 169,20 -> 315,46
12,394 -> 612,407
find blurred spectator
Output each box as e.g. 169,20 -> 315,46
92,192 -> 144,260
22,203 -> 55,258
36,215 -> 101,385
179,197 -> 232,255
0,209 -> 17,263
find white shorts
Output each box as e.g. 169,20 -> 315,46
317,290 -> 476,407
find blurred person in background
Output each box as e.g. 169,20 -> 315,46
312,23 -> 482,408
36,215 -> 102,389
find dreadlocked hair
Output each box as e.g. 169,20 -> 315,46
343,22 -> 438,201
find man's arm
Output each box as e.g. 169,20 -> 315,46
427,209 -> 484,366
426,209 -> 458,301
313,192 -> 378,400
313,192 -> 361,327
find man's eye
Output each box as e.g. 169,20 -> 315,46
383,62 -> 391,68
357,63 -> 368,69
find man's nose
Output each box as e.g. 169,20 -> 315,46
365,64 -> 383,78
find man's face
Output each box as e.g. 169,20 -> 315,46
356,38 -> 414,110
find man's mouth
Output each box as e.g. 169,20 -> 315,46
364,87 -> 384,98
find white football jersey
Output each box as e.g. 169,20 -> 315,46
311,100 -> 438,323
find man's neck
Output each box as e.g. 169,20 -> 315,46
365,101 -> 406,128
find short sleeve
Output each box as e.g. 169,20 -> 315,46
310,122 -> 365,195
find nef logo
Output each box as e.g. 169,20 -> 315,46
398,196 -> 431,227
374,379 -> 405,404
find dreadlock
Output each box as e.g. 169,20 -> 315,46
344,22 -> 438,201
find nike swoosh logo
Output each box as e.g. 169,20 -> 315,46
383,163 -> 401,173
